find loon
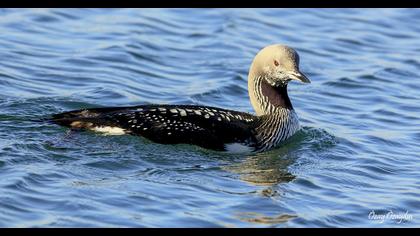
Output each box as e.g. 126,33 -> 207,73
50,44 -> 310,153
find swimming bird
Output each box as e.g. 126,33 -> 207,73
50,44 -> 310,153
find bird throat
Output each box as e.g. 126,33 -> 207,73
260,79 -> 293,110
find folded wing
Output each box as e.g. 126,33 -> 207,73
50,104 -> 258,151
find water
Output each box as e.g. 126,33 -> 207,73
0,8 -> 419,227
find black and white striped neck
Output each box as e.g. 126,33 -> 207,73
249,76 -> 295,116
247,75 -> 300,151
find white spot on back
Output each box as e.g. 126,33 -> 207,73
170,109 -> 178,113
179,109 -> 187,116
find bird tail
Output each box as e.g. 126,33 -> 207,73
39,106 -> 133,130
44,108 -> 105,129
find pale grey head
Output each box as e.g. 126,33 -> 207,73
249,44 -> 310,86
248,44 -> 310,116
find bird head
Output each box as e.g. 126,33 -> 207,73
250,44 -> 310,87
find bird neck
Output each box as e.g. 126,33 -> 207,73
248,75 -> 293,116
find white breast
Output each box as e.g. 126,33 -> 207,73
224,143 -> 254,154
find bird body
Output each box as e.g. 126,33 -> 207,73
50,44 -> 310,153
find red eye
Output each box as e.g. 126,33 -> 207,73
274,60 -> 279,66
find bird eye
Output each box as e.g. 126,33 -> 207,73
274,60 -> 279,66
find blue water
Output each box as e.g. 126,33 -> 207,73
0,8 -> 419,227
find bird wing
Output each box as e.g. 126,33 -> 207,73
51,104 -> 258,151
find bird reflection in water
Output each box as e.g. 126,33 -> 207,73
224,141 -> 299,186
222,136 -> 303,225
224,148 -> 299,225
